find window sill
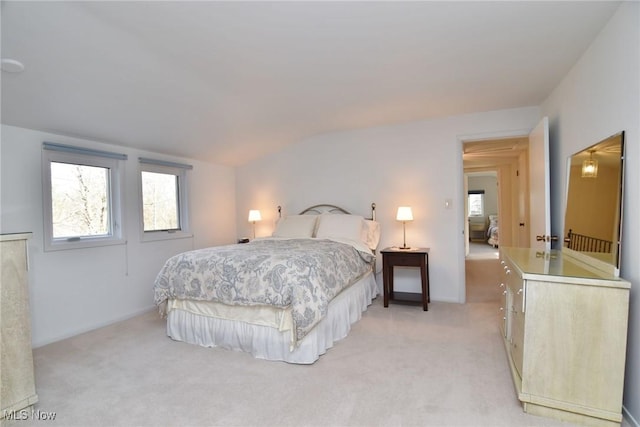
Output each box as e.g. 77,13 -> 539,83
141,230 -> 193,243
44,237 -> 126,252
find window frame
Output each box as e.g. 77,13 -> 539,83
467,190 -> 485,217
138,160 -> 192,242
42,147 -> 126,251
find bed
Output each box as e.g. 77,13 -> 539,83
154,203 -> 380,364
487,214 -> 499,247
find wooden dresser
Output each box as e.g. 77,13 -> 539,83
1,233 -> 38,419
499,247 -> 630,427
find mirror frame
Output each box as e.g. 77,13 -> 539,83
562,131 -> 625,277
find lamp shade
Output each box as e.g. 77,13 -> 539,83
248,210 -> 262,222
396,206 -> 413,222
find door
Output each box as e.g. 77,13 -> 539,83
528,117 -> 552,251
464,174 -> 469,256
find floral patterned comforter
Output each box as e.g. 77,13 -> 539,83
153,238 -> 375,344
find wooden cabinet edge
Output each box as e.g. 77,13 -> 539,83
0,395 -> 39,420
503,331 -> 623,427
523,402 -> 622,427
0,232 -> 33,242
1,233 -> 38,419
501,333 -> 523,393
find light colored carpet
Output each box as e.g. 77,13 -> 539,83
8,264 -> 592,427
465,258 -> 503,303
467,242 -> 499,260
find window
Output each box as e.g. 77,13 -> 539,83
139,158 -> 192,241
141,171 -> 179,231
468,190 -> 485,216
42,142 -> 126,251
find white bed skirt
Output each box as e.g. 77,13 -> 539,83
166,271 -> 378,364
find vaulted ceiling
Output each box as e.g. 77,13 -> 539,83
1,1 -> 620,166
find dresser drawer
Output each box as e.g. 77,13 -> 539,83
504,261 -> 525,313
510,304 -> 525,377
500,254 -> 525,377
499,283 -> 509,338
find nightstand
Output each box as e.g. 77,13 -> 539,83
469,222 -> 486,242
381,247 -> 430,311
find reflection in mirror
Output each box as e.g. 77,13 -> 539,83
563,131 -> 625,276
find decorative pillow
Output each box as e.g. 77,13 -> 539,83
272,215 -> 318,238
315,214 -> 364,241
361,220 -> 381,250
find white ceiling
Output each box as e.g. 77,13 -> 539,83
463,137 -> 529,169
1,1 -> 620,166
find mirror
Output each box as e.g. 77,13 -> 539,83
563,131 -> 625,276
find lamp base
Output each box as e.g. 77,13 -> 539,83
398,245 -> 412,250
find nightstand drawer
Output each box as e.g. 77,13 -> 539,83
387,254 -> 423,267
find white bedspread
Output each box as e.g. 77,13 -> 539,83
154,237 -> 374,344
166,271 -> 378,364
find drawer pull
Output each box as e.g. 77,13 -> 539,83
503,290 -> 507,295
517,289 -> 523,295
500,283 -> 505,288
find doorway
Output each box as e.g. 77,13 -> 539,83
465,170 -> 499,259
462,137 -> 529,302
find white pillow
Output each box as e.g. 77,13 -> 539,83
361,220 -> 381,250
272,215 -> 318,238
315,214 -> 364,241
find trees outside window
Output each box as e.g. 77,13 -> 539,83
42,144 -> 125,251
139,159 -> 191,241
141,171 -> 179,231
51,162 -> 110,238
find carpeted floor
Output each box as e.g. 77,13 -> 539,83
7,264 -> 594,427
467,242 -> 499,260
465,257 -> 503,303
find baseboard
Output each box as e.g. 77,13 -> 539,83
32,305 -> 156,349
623,405 -> 639,427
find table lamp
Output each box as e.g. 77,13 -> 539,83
248,210 -> 262,239
396,206 -> 413,249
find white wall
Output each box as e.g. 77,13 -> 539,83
541,2 -> 639,424
236,106 -> 540,303
0,125 -> 237,347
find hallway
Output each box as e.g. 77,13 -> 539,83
465,252 -> 502,303
467,241 -> 498,259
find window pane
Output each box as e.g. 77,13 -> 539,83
468,194 -> 484,216
51,162 -> 110,238
141,171 -> 179,231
